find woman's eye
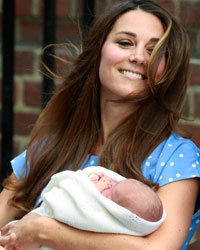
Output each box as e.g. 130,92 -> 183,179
117,41 -> 132,47
147,48 -> 154,54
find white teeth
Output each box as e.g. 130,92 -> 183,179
121,70 -> 143,80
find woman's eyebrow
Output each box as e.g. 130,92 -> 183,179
115,31 -> 160,43
116,31 -> 137,38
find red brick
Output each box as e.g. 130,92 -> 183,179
56,23 -> 80,43
189,64 -> 200,86
76,0 -> 84,18
194,93 -> 200,119
182,124 -> 200,148
180,1 -> 200,27
38,0 -> 70,18
57,0 -> 71,18
16,0 -> 33,16
20,20 -> 43,44
13,140 -> 21,158
40,49 -> 72,78
24,82 -> 42,107
14,112 -> 39,135
15,50 -> 34,74
54,52 -> 73,77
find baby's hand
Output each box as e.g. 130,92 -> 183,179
90,172 -> 105,182
91,172 -> 115,193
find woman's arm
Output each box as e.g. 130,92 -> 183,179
0,174 -> 24,229
1,178 -> 199,250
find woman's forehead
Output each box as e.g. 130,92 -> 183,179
110,9 -> 164,40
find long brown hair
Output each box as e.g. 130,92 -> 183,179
5,0 -> 190,213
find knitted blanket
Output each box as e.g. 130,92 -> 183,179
32,166 -> 166,250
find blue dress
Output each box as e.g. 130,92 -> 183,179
11,133 -> 200,250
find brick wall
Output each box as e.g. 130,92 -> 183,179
0,0 -> 200,158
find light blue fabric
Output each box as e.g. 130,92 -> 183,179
11,133 -> 200,249
141,133 -> 200,250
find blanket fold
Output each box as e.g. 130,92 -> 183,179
33,166 -> 166,239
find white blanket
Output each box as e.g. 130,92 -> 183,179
32,166 -> 166,250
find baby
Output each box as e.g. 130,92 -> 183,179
91,171 -> 163,222
0,167 -> 166,250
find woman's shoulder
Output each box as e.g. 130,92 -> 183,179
160,133 -> 199,164
167,133 -> 199,150
159,133 -> 199,151
10,150 -> 27,179
151,133 -> 199,161
142,133 -> 200,186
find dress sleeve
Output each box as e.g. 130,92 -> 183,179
153,139 -> 200,187
10,150 -> 27,180
11,150 -> 42,206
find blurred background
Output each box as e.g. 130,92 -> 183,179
0,0 -> 200,183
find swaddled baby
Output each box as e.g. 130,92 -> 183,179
0,167 -> 166,250
91,171 -> 163,222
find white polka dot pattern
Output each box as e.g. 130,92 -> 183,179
141,133 -> 200,250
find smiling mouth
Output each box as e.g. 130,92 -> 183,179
119,70 -> 146,80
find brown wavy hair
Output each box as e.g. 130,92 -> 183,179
4,0 -> 190,214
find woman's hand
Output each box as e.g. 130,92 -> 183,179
0,213 -> 42,250
0,233 -> 17,250
0,246 -> 7,250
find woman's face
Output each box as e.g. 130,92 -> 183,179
99,9 -> 165,100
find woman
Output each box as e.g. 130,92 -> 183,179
0,0 -> 200,249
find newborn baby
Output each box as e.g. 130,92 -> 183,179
91,171 -> 163,222
0,167 -> 166,250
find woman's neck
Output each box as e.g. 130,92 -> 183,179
91,104 -> 128,156
92,95 -> 138,156
100,98 -> 138,142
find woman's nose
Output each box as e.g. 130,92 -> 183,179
129,48 -> 147,65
